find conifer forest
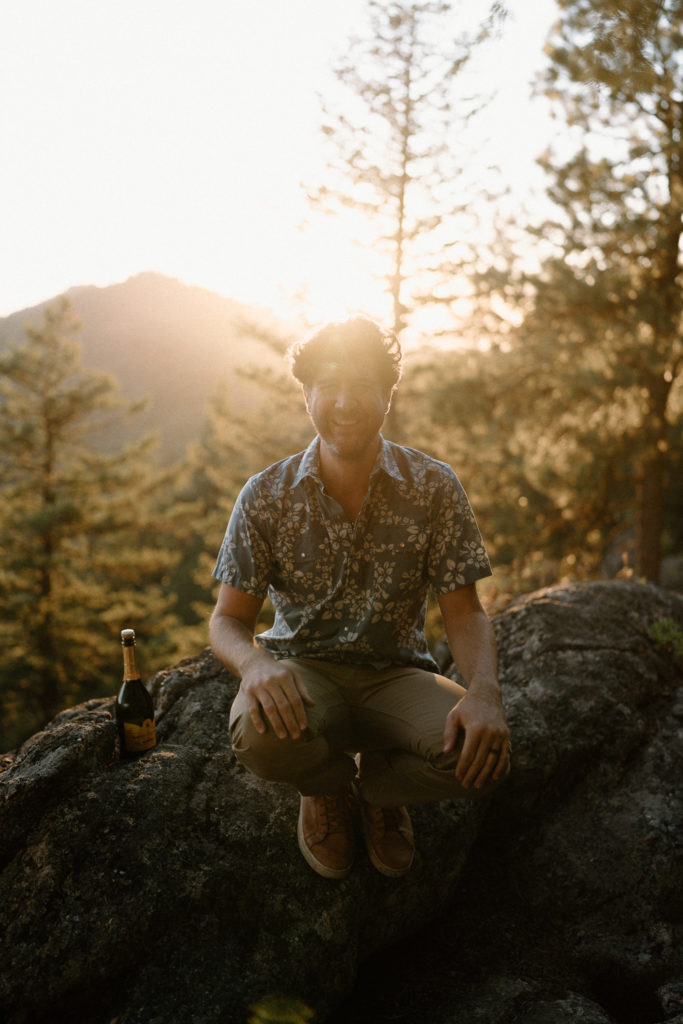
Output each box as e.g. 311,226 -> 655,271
1,0 -> 681,750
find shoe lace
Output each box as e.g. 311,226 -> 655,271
320,791 -> 350,835
366,802 -> 403,834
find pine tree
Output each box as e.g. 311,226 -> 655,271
472,0 -> 683,582
306,0 -> 503,342
0,300 -> 183,749
403,340 -> 628,593
177,350 -> 312,635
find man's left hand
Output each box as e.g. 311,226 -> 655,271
443,691 -> 510,790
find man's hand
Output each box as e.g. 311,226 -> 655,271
437,584 -> 510,790
239,650 -> 315,740
209,582 -> 314,741
443,690 -> 510,790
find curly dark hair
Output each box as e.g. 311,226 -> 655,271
288,316 -> 403,395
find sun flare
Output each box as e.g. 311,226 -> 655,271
1,0 -> 558,323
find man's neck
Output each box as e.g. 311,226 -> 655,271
317,436 -> 381,515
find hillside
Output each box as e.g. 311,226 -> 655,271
0,273 -> 297,460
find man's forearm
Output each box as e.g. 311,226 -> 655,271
444,609 -> 500,699
209,612 -> 276,679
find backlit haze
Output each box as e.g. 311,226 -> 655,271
1,0 -> 558,331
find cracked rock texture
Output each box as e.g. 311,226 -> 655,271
1,580 -> 682,1024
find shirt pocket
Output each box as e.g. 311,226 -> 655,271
271,538 -> 331,603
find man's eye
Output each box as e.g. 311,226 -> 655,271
316,378 -> 376,393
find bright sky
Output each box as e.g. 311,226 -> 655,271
1,0 -> 558,324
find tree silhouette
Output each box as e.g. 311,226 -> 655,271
470,0 -> 683,582
306,0 -> 504,343
0,301 -> 182,748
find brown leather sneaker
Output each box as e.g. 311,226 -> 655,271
297,790 -> 355,879
357,793 -> 414,877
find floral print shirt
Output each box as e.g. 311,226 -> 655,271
212,436 -> 491,671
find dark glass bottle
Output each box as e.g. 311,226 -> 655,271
116,628 -> 156,754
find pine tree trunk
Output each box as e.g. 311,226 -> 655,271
635,449 -> 664,582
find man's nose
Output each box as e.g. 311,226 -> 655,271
333,384 -> 358,408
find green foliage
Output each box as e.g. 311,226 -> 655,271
0,301 -> 185,750
536,0 -> 682,582
171,358 -> 312,631
4,2 -> 683,753
248,994 -> 314,1024
648,617 -> 683,668
467,0 -> 683,583
402,346 -> 602,578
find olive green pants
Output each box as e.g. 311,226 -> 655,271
229,658 -> 500,807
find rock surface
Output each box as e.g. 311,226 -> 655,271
1,580 -> 682,1024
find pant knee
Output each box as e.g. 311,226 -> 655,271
228,708 -> 356,793
229,709 -> 301,771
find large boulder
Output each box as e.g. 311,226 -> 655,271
333,579 -> 683,1024
1,580 -> 681,1024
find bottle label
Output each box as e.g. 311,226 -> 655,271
122,719 -> 157,752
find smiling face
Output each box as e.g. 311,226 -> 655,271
304,360 -> 390,463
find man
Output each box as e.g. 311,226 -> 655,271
210,316 -> 510,880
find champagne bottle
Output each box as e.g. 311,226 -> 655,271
116,628 -> 156,754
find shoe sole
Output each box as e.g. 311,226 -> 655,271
297,802 -> 353,880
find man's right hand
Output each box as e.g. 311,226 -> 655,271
239,650 -> 315,740
209,582 -> 315,740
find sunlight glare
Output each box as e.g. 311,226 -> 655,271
0,0 -> 559,326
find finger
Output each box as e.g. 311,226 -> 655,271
295,675 -> 316,708
457,730 -> 505,788
473,748 -> 501,789
454,728 -> 482,785
442,715 -> 459,754
457,741 -> 490,789
443,699 -> 466,753
491,744 -> 510,781
278,676 -> 312,733
474,742 -> 509,789
246,698 -> 268,736
266,688 -> 305,740
254,691 -> 290,739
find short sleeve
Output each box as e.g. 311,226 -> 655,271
427,469 -> 492,592
212,479 -> 273,597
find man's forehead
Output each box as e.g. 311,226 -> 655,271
316,357 -> 380,378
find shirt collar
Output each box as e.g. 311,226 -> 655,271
290,435 -> 406,489
291,437 -> 323,488
373,436 -> 406,484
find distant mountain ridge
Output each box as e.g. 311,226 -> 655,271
0,273 -> 295,460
